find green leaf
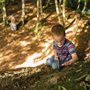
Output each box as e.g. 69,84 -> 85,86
85,75 -> 90,81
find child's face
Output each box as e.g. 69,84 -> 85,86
52,34 -> 65,42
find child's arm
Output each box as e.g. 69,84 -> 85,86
62,43 -> 78,66
62,53 -> 78,66
53,49 -> 58,60
53,41 -> 58,60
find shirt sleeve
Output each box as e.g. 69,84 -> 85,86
68,43 -> 77,54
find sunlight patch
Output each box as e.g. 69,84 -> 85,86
15,53 -> 52,68
15,41 -> 52,69
20,41 -> 30,47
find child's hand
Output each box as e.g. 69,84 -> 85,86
62,60 -> 73,66
54,56 -> 58,60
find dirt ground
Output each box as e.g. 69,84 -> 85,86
0,0 -> 90,90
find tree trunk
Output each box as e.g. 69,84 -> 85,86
35,0 -> 40,34
55,0 -> 61,23
40,0 -> 43,14
22,0 -> 25,25
82,0 -> 87,15
2,0 -> 7,26
77,0 -> 81,10
62,0 -> 67,24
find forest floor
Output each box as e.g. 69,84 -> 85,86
0,0 -> 90,90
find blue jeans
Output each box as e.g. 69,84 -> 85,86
46,56 -> 61,70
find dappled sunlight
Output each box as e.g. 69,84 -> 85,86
0,1 -> 90,89
15,41 -> 53,68
19,41 -> 30,47
0,1 -> 90,71
15,53 -> 52,68
0,17 -> 89,70
0,24 -> 53,70
66,19 -> 88,47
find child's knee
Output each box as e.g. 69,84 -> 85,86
46,56 -> 54,65
46,58 -> 52,66
51,63 -> 58,70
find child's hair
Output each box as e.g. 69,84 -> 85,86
51,24 -> 65,36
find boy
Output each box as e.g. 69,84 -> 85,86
8,15 -> 17,31
46,24 -> 78,70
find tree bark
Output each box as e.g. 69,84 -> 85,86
77,0 -> 81,10
22,0 -> 25,25
82,0 -> 87,15
2,0 -> 7,26
55,0 -> 61,24
35,0 -> 40,34
62,0 -> 67,24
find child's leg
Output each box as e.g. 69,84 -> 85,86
46,56 -> 60,70
46,56 -> 54,66
51,60 -> 60,70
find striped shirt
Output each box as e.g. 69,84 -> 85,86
53,38 -> 77,64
